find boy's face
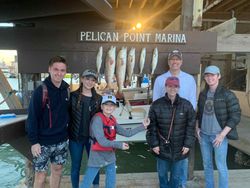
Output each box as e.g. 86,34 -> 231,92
48,62 -> 67,85
204,73 -> 220,87
101,102 -> 116,115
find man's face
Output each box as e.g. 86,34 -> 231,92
204,73 -> 220,87
48,62 -> 67,85
168,56 -> 182,71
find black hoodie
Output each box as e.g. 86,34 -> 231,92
26,76 -> 70,145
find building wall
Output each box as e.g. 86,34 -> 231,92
0,12 -> 216,75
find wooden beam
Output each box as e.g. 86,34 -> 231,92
129,0 -> 133,8
203,0 -> 224,13
82,0 -> 114,21
143,0 -> 179,26
114,9 -> 179,20
140,0 -> 147,9
203,18 -> 250,24
217,34 -> 250,52
0,69 -> 22,109
225,0 -> 248,11
181,0 -> 194,31
207,17 -> 236,38
193,0 -> 203,27
234,1 -> 250,12
211,0 -> 235,11
153,0 -> 162,8
116,0 -> 119,8
163,15 -> 181,31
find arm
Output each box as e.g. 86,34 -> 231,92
224,91 -> 241,129
195,93 -> 202,140
146,104 -> 160,148
214,91 -> 241,146
184,102 -> 196,149
26,87 -> 43,156
153,77 -> 162,101
213,126 -> 232,147
189,77 -> 197,110
116,122 -> 146,137
26,87 -> 43,145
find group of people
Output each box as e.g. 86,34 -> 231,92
26,56 -> 149,188
26,49 -> 241,188
148,50 -> 241,188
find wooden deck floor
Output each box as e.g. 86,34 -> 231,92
16,170 -> 250,188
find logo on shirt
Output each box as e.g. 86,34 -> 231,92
204,98 -> 214,115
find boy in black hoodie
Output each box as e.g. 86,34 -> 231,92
26,56 -> 70,188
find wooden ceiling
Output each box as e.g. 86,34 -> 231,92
0,0 -> 250,33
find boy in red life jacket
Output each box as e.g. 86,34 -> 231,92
80,95 -> 150,188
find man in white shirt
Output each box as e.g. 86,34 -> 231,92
152,49 -> 197,187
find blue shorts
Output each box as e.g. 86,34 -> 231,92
33,141 -> 68,172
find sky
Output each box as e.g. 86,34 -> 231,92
0,50 -> 17,65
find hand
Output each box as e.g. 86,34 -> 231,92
213,133 -> 225,147
143,117 -> 150,129
152,146 -> 160,155
182,147 -> 190,155
196,127 -> 201,141
122,142 -> 129,150
31,143 -> 41,157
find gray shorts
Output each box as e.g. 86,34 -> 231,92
33,141 -> 68,172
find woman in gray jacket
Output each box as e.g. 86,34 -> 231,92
196,65 -> 241,188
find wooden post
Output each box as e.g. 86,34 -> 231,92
181,0 -> 194,31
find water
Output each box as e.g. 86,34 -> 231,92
0,144 -> 25,187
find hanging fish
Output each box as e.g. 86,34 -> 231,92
151,47 -> 158,75
96,46 -> 103,74
126,47 -> 135,86
105,46 -> 116,90
116,47 -> 127,94
139,47 -> 146,74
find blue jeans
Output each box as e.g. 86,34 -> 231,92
69,139 -> 99,188
156,157 -> 184,188
80,162 -> 116,188
180,158 -> 188,188
200,132 -> 228,188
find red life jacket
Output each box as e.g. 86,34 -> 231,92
91,112 -> 117,151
